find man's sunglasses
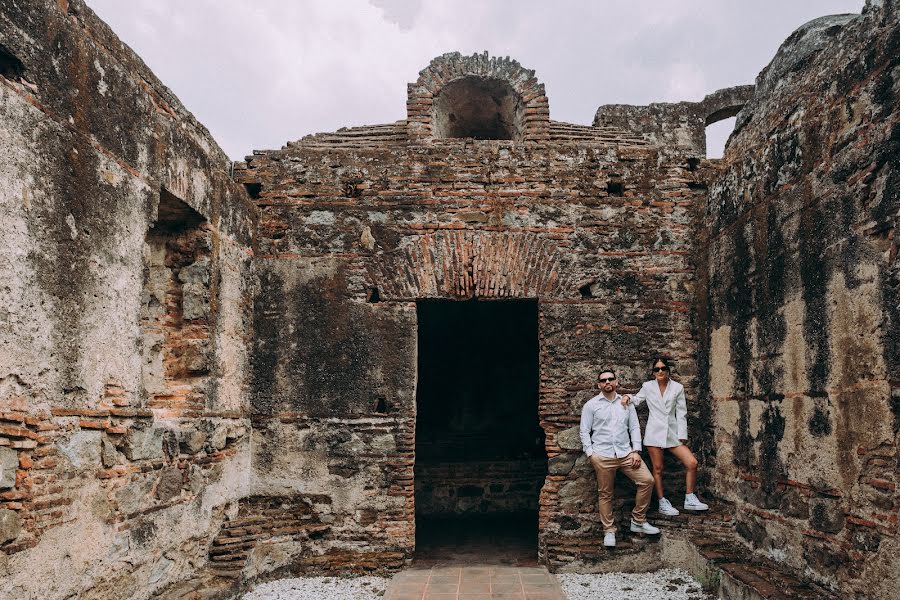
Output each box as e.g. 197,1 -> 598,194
652,366 -> 669,372
599,376 -> 616,383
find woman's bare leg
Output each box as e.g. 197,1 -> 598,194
646,446 -> 665,498
668,444 -> 699,494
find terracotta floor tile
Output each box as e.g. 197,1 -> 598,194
389,563 -> 562,600
458,581 -> 490,593
386,592 -> 423,600
396,570 -> 432,579
423,594 -> 457,600
425,582 -> 459,594
392,582 -> 427,593
461,567 -> 492,576
522,583 -> 556,592
490,582 -> 523,594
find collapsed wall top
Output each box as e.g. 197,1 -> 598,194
406,52 -> 551,143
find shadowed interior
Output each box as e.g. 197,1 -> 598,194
415,299 -> 545,559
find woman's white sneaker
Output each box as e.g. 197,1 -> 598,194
603,532 -> 616,547
658,497 -> 680,516
629,520 -> 660,535
684,493 -> 709,511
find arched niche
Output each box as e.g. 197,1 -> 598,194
407,52 -> 550,143
432,76 -> 524,141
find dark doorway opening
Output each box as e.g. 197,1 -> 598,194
415,299 -> 545,564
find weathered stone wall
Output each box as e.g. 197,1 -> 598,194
236,53 -> 709,572
594,86 -> 755,157
0,1 -> 255,597
701,2 -> 899,597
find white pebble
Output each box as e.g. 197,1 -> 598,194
557,568 -> 710,600
242,575 -> 389,600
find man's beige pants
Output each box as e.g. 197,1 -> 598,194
589,454 -> 654,533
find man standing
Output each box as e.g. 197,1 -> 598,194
580,369 -> 659,547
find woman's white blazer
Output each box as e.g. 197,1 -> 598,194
632,379 -> 687,448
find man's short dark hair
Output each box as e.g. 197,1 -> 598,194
598,369 -> 616,380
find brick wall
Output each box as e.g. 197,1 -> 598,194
237,55 -> 708,569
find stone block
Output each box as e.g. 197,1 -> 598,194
180,429 -> 207,454
548,453 -> 577,475
101,436 -> 121,468
122,427 -> 164,461
0,448 -> 17,489
0,509 -> 22,543
59,430 -> 102,469
155,467 -> 183,502
115,478 -> 154,515
208,426 -> 228,451
556,427 -> 582,451
180,258 -> 210,320
558,476 -> 597,510
181,338 -> 209,373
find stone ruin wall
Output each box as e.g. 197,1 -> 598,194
700,3 -> 899,598
0,1 -> 256,598
0,0 -> 897,598
235,52 -> 710,575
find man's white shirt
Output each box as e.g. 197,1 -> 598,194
579,393 -> 642,458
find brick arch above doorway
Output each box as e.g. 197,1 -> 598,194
368,231 -> 569,300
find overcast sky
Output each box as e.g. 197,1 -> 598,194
86,0 -> 865,161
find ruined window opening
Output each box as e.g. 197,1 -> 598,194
0,44 -> 24,80
374,397 -> 389,414
705,116 -> 737,159
578,282 -> 594,299
154,188 -> 205,232
366,286 -> 381,303
432,76 -> 524,141
243,182 -> 262,200
607,179 -> 625,196
414,299 -> 544,560
141,189 -> 212,416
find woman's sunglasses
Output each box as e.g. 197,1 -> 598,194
652,366 -> 669,372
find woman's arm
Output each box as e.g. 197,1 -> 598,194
675,385 -> 688,441
630,384 -> 650,407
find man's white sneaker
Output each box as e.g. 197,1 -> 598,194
629,520 -> 660,535
658,497 -> 680,516
684,493 -> 709,511
603,532 -> 616,547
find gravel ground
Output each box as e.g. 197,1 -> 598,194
242,575 -> 389,600
557,568 -> 711,600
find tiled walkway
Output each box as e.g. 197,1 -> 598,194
384,565 -> 566,600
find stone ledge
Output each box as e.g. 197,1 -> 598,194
661,530 -> 839,599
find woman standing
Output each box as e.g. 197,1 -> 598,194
625,357 -> 708,515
